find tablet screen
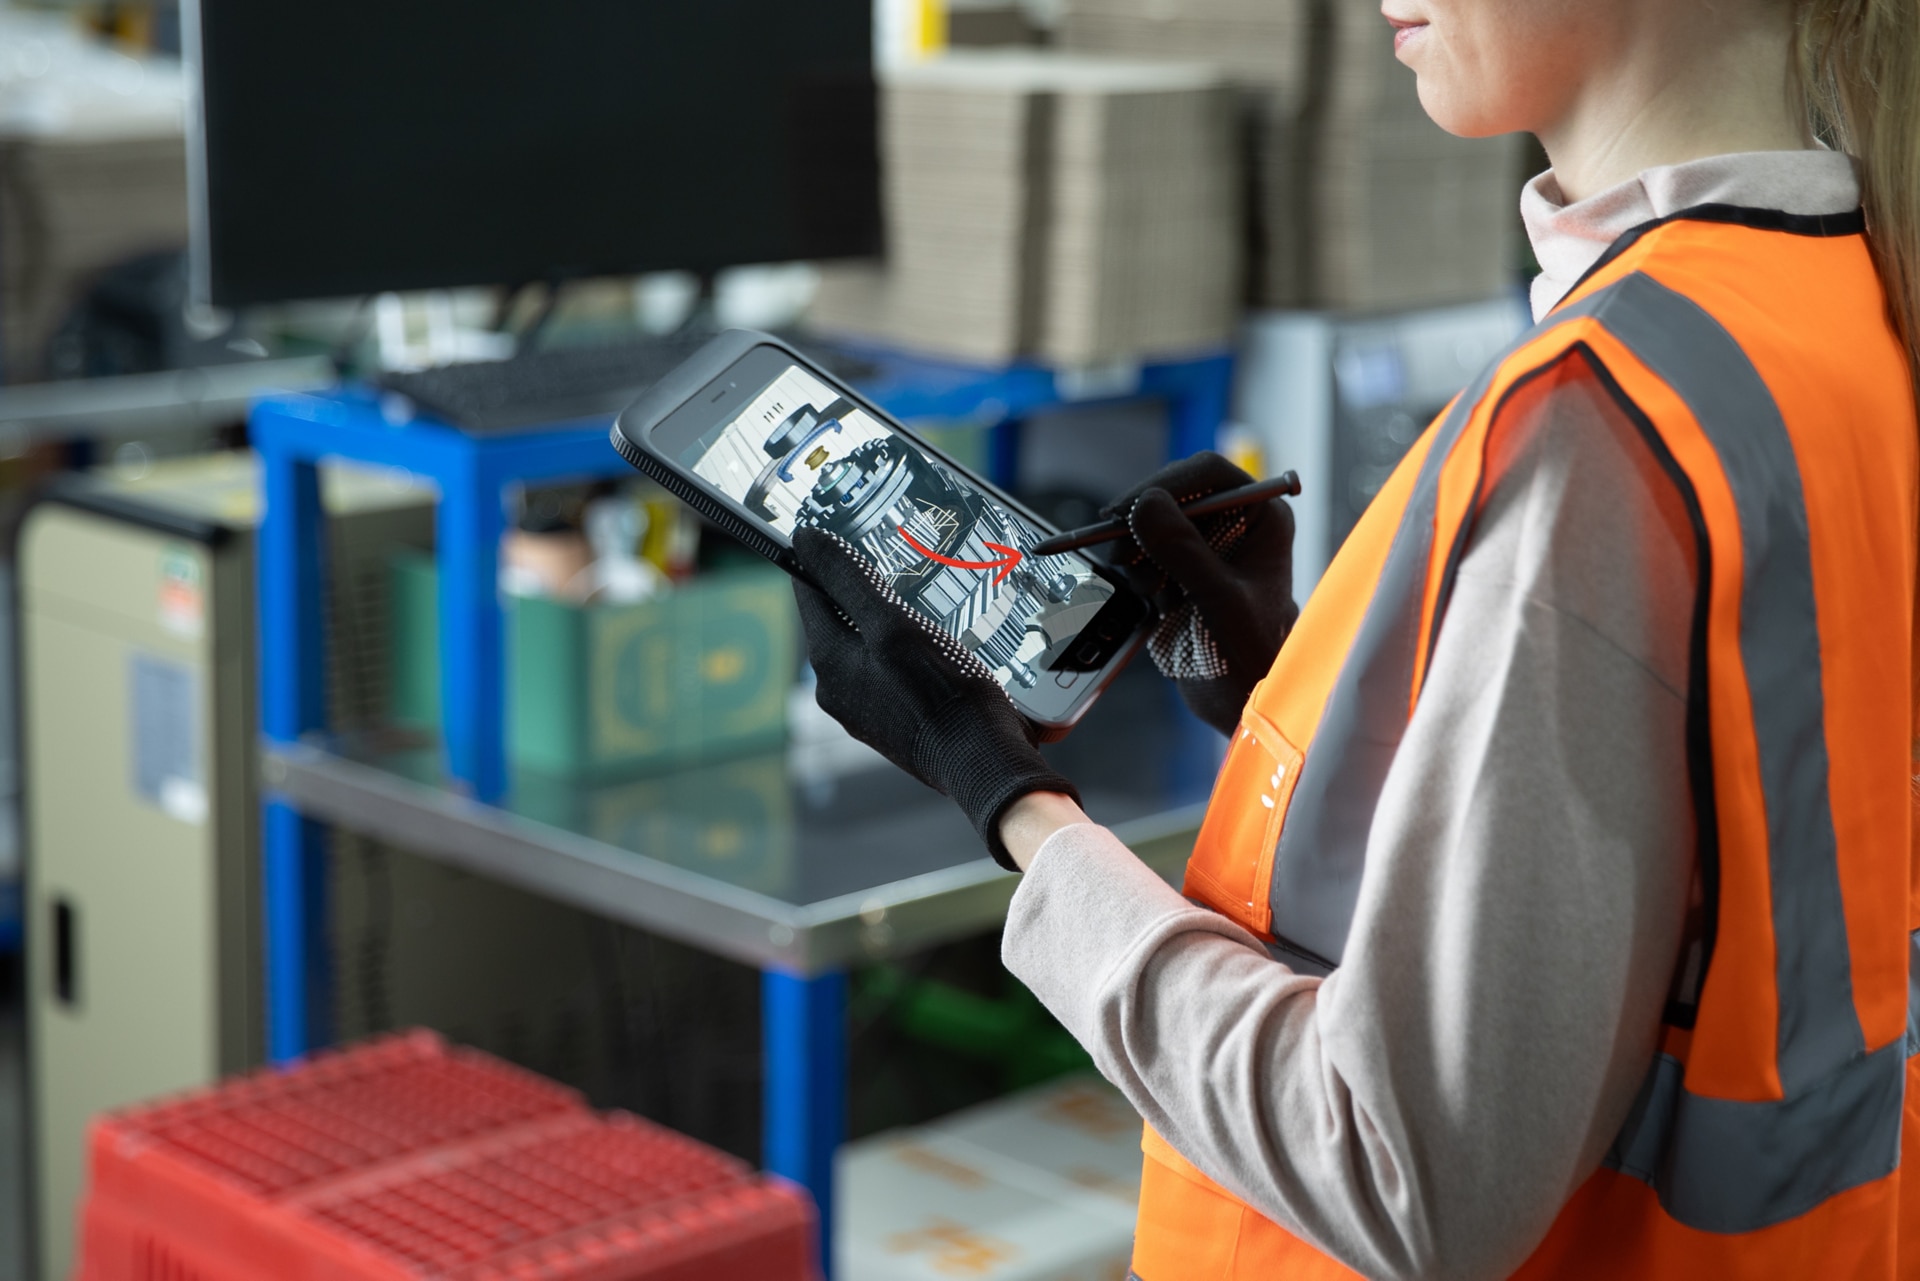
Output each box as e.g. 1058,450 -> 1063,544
678,360 -> 1124,707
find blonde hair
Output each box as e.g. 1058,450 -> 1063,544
1796,0 -> 1920,367
1794,2 -> 1920,772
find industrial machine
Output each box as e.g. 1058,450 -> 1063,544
18,453 -> 432,1280
1238,294 -> 1532,595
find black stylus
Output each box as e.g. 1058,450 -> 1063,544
1030,470 -> 1303,557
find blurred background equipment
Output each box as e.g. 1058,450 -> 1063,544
17,453 -> 433,1280
0,6 -> 190,384
1237,294 -> 1530,594
166,0 -> 886,433
186,0 -> 880,308
17,455 -> 786,1281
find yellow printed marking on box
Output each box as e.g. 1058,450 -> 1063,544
886,1216 -> 1017,1274
1041,1085 -> 1141,1139
893,1143 -> 988,1187
702,823 -> 744,860
701,646 -> 748,684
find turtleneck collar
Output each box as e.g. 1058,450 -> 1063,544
1522,149 -> 1860,320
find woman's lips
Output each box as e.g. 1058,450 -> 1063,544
1386,16 -> 1428,53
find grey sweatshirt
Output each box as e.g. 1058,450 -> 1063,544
1001,150 -> 1861,1281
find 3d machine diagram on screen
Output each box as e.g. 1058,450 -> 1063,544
691,369 -> 1115,689
790,432 -> 1114,687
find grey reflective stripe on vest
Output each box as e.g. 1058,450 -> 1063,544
1610,929 -> 1919,1232
1604,1041 -> 1903,1233
1908,928 -> 1920,1059
1267,268 -> 1899,1233
1268,285 -> 1620,964
1595,274 -> 1863,1090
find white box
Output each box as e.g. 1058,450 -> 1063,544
838,1074 -> 1144,1281
936,1074 -> 1146,1210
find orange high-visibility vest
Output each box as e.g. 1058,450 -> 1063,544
1131,208 -> 1920,1279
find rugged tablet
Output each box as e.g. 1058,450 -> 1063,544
611,330 -> 1150,734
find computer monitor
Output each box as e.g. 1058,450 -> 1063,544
184,1 -> 880,308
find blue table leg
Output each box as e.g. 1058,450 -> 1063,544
256,443 -> 332,1061
1166,368 -> 1231,461
262,803 -> 331,1060
763,968 -> 847,1278
1163,681 -> 1228,801
257,447 -> 327,747
435,468 -> 508,801
987,417 -> 1024,490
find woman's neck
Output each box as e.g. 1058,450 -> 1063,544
1540,9 -> 1811,203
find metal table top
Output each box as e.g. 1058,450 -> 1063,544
0,357 -> 335,441
262,667 -> 1223,975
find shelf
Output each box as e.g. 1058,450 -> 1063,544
263,668 -> 1219,976
0,357 -> 334,441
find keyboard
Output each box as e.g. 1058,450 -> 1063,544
369,332 -> 879,434
369,333 -> 711,433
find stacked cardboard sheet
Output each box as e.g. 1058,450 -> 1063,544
810,50 -> 1240,366
0,12 -> 189,381
1057,0 -> 1309,304
1057,0 -> 1311,88
1059,0 -> 1526,310
1047,68 -> 1240,362
1311,0 -> 1523,310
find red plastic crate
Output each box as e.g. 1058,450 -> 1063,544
74,1030 -> 818,1281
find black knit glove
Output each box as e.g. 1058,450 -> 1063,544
790,528 -> 1080,871
1104,452 -> 1299,735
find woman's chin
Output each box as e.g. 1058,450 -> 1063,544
1414,79 -> 1523,141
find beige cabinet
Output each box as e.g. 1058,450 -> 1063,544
19,454 -> 430,1280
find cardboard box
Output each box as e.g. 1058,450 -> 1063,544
390,555 -> 795,779
839,1074 -> 1144,1281
809,49 -> 1240,367
1058,0 -> 1527,311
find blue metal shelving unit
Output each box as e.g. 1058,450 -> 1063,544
0,878 -> 19,954
252,344 -> 1232,1275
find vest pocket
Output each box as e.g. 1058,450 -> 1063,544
1185,706 -> 1303,938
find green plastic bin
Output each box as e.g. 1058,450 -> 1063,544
391,551 -> 795,779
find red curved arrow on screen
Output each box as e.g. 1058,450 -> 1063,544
899,528 -> 1024,585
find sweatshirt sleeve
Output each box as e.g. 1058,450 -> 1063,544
1001,360 -> 1698,1281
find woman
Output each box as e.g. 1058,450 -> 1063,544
792,0 -> 1920,1275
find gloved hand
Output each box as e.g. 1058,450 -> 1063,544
790,528 -> 1081,871
1104,452 -> 1299,735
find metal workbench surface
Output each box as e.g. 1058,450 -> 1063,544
262,667 -> 1223,975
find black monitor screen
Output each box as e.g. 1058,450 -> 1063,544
189,1 -> 879,306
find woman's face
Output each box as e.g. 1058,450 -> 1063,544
1381,0 -> 1632,138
